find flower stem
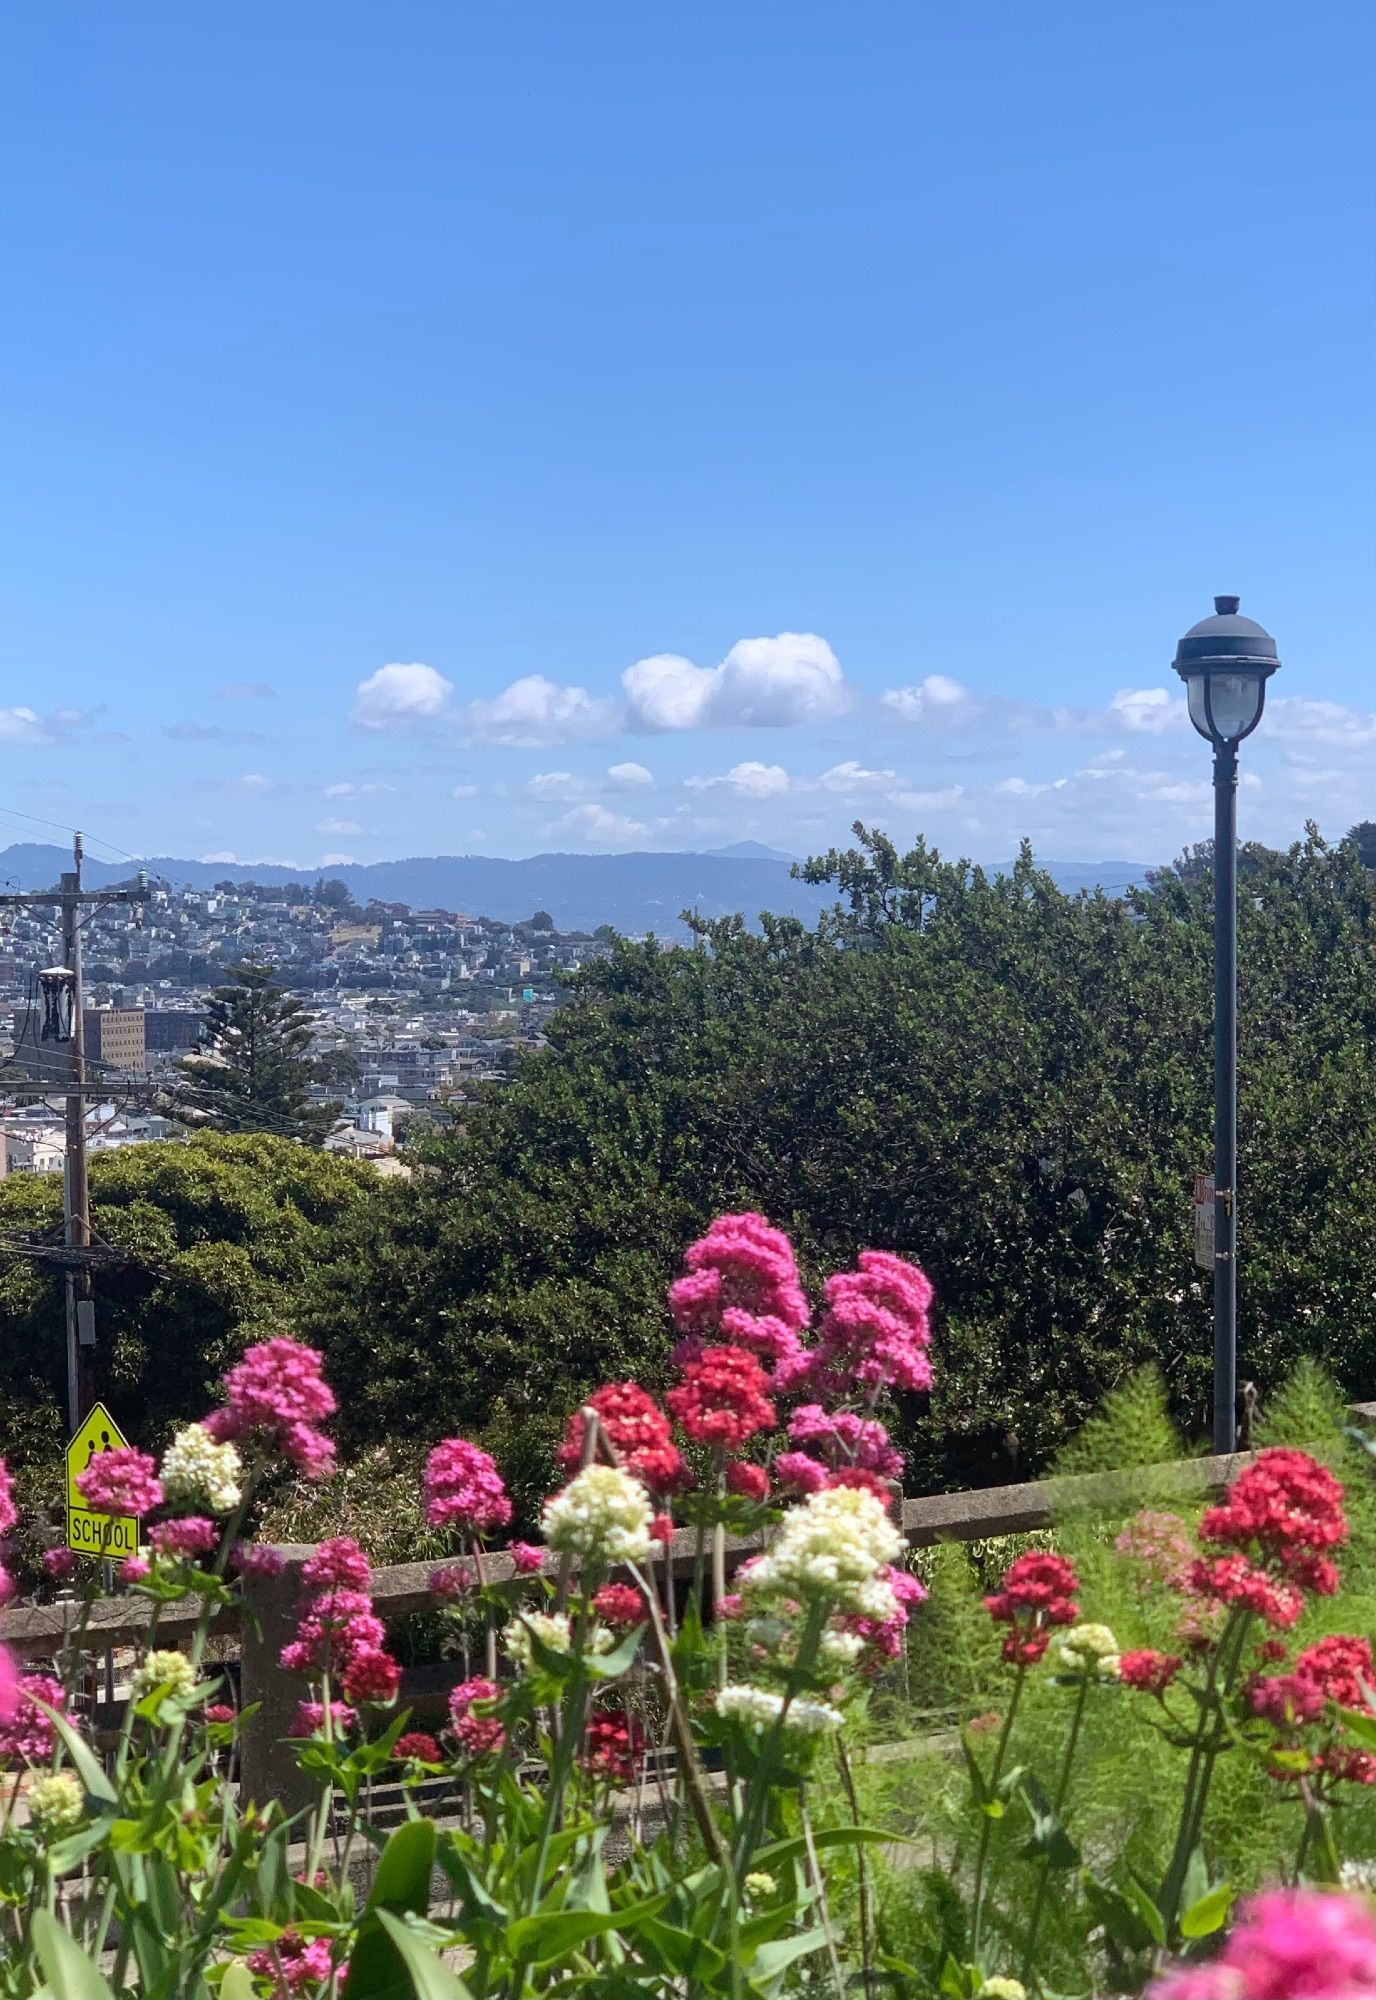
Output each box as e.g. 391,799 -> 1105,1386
1021,1677 -> 1089,1983
970,1663 -> 1027,1963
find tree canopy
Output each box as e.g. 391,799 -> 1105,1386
177,963 -> 335,1140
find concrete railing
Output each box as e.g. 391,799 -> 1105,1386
5,1403 -> 1372,1811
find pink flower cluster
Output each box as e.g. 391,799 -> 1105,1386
557,1385 -> 686,1493
1119,1649 -> 1183,1698
149,1517 -> 218,1562
1147,1888 -> 1376,1999
279,1538 -> 400,1710
669,1213 -> 810,1382
204,1337 -> 336,1480
850,1565 -> 929,1662
423,1439 -> 513,1536
1243,1634 -> 1376,1788
985,1552 -> 1079,1666
289,1698 -> 357,1738
0,1673 -> 68,1766
75,1447 -> 164,1519
593,1582 -> 645,1627
246,1931 -> 342,1995
787,1404 -> 904,1478
1115,1509 -> 1197,1591
667,1345 -> 776,1449
778,1251 -> 934,1399
448,1676 -> 505,1758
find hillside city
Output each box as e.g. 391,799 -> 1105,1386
0,875 -> 609,1173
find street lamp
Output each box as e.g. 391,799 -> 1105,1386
1173,595 -> 1280,1454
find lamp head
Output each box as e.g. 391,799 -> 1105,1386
1173,596 -> 1280,746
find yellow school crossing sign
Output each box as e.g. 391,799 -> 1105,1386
66,1404 -> 140,1559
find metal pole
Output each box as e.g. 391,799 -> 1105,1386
61,836 -> 95,1430
1213,747 -> 1238,1454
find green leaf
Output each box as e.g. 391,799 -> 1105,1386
43,1819 -> 111,1875
751,1925 -> 829,1977
1181,1883 -> 1233,1939
506,1894 -> 670,1967
1338,1706 -> 1376,1750
752,1825 -> 912,1870
368,1816 -> 438,1914
220,1967 -> 258,2000
375,1910 -> 474,1999
1121,1868 -> 1166,1948
583,1622 -> 647,1681
31,1910 -> 115,2000
29,1695 -> 116,1806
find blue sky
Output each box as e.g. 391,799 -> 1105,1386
1,1 -> 1372,870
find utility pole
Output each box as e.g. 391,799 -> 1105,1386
0,835 -> 149,1433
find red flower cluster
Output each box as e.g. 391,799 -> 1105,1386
557,1384 -> 686,1493
393,1731 -> 441,1764
448,1676 -> 505,1758
583,1709 -> 646,1784
1295,1634 -> 1374,1711
725,1460 -> 769,1502
1183,1554 -> 1305,1630
289,1699 -> 357,1738
984,1552 -> 1079,1665
1199,1448 -> 1347,1586
204,1337 -> 337,1480
592,1582 -> 645,1627
1119,1649 -> 1183,1698
667,1345 -> 775,1449
423,1439 -> 513,1537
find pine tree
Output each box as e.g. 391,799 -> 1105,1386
177,964 -> 334,1141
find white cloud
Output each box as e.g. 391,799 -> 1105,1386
240,773 -> 271,791
452,783 -> 479,798
323,781 -> 355,797
880,675 -> 976,725
469,828 -> 488,844
623,632 -> 846,731
549,802 -> 650,845
352,661 -> 455,732
0,707 -> 50,745
890,784 -> 967,811
318,817 -> 362,835
200,850 -> 237,864
318,851 -> 355,867
1269,696 -> 1376,750
1109,687 -> 1183,734
461,675 -> 616,748
527,771 -> 585,800
606,760 -> 654,790
994,776 -> 1051,797
817,760 -> 898,793
686,761 -> 791,798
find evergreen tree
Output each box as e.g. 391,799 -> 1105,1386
177,963 -> 333,1140
1347,820 -> 1376,869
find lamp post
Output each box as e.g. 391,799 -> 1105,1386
1173,595 -> 1280,1454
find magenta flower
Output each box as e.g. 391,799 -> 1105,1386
774,1451 -> 829,1496
507,1541 -> 545,1575
340,1645 -> 401,1704
203,1337 -> 337,1481
76,1447 -> 164,1519
788,1404 -> 904,1478
794,1252 -> 934,1398
429,1562 -> 475,1600
423,1439 -> 512,1537
149,1517 -> 218,1561
247,1931 -> 339,1993
301,1537 -> 371,1591
0,1673 -> 68,1766
669,1213 -> 810,1336
119,1555 -> 151,1584
289,1698 -> 357,1738
228,1541 -> 285,1579
42,1548 -> 77,1581
1147,1888 -> 1376,1998
448,1676 -> 505,1758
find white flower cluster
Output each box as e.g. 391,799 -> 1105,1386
1052,1623 -> 1121,1680
160,1424 -> 242,1515
505,1609 -> 614,1672
541,1465 -> 653,1566
27,1770 -> 85,1835
714,1683 -> 844,1739
1340,1859 -> 1376,1895
132,1650 -> 196,1700
817,1628 -> 866,1671
745,1485 -> 902,1620
977,1980 -> 1027,2000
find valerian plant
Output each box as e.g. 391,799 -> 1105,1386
1,1215 -> 1375,1998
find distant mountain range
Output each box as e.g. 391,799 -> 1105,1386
0,843 -> 1152,936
